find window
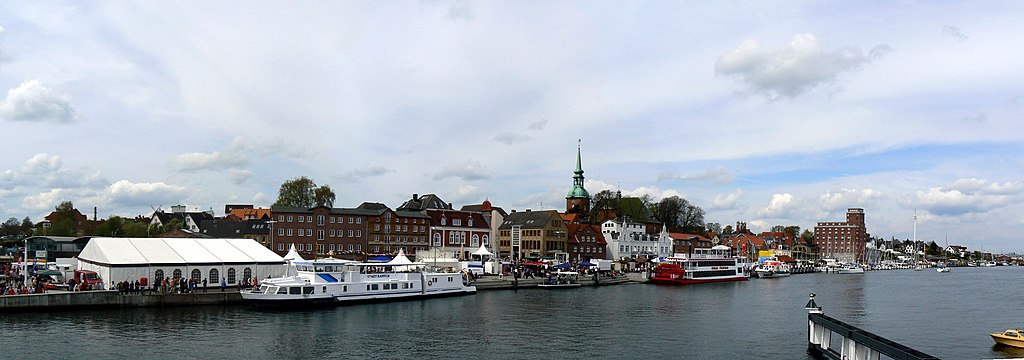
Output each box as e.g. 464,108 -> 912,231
374,224 -> 380,231
306,229 -> 312,236
454,219 -> 461,226
330,216 -> 336,223
278,228 -> 284,236
468,219 -> 473,227
347,244 -> 354,251
317,215 -> 325,226
356,244 -> 361,251
317,244 -> 324,254
348,230 -> 354,237
472,234 -> 479,246
482,235 -> 489,245
330,229 -> 336,237
227,268 -> 236,284
209,269 -> 218,283
277,215 -> 284,222
356,230 -> 362,237
278,243 -> 284,251
433,234 -> 441,246
243,268 -> 252,281
441,217 -> 447,226
154,269 -> 164,281
287,228 -> 293,236
317,230 -> 324,240
449,232 -> 455,244
349,217 -> 354,224
402,225 -> 408,232
385,225 -> 391,233
306,244 -> 313,251
356,217 -> 362,224
329,244 -> 335,251
287,215 -> 293,222
298,216 -> 304,223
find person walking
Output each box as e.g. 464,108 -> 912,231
220,277 -> 226,292
202,278 -> 207,292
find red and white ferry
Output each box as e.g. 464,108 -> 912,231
649,245 -> 749,285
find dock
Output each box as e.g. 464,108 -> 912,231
805,293 -> 938,360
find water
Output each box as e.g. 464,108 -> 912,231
3,267 -> 1023,359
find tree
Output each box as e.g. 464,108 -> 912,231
705,222 -> 722,234
274,176 -> 336,208
588,190 -> 619,222
95,216 -> 126,237
783,226 -> 801,239
649,196 -> 705,233
20,217 -> 33,237
771,225 -> 785,232
800,229 -> 814,244
722,225 -> 734,235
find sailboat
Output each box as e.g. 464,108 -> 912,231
913,211 -> 925,271
937,234 -> 951,273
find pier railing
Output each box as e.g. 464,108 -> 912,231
805,294 -> 938,360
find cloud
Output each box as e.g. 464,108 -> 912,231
22,189 -> 65,211
228,169 -> 252,185
658,166 -> 734,185
715,33 -> 889,99
819,188 -> 884,211
22,153 -> 62,173
433,162 -> 490,181
528,119 -> 548,130
747,220 -> 770,233
711,189 -> 745,210
942,25 -> 968,41
960,112 -> 986,122
170,138 -> 251,172
0,80 -> 76,123
341,165 -> 393,180
903,179 -> 1021,217
252,192 -> 268,204
104,180 -> 188,207
493,132 -> 532,145
758,193 -> 798,217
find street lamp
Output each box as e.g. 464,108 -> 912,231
267,220 -> 277,254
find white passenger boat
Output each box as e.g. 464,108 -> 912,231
754,258 -> 791,278
538,271 -> 581,288
837,263 -> 865,274
241,251 -> 476,307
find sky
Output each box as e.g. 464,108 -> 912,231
0,2 -> 1022,251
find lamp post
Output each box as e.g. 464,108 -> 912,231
267,220 -> 277,254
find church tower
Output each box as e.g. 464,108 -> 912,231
566,140 -> 591,215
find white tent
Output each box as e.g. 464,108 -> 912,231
283,243 -> 305,264
386,249 -> 414,265
472,244 -> 493,256
77,237 -> 286,287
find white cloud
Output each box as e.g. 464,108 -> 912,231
433,162 -> 490,181
22,189 -> 64,211
712,189 -> 745,210
658,166 -> 734,185
747,220 -> 770,233
104,180 -> 187,207
170,150 -> 249,172
22,153 -> 62,173
907,178 -> 1020,216
819,188 -> 884,211
252,192 -> 267,204
0,80 -> 76,123
758,193 -> 798,217
528,119 -> 548,130
715,33 -> 889,99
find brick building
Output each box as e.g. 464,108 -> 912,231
813,208 -> 869,263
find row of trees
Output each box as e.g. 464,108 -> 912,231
588,190 -> 706,233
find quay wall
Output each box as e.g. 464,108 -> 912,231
0,290 -> 245,311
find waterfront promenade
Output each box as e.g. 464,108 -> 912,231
0,272 -> 646,310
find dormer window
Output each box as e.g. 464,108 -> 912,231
441,217 -> 447,226
468,219 -> 473,227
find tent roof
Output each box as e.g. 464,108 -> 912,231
472,244 -> 493,256
283,244 -> 305,262
78,238 -> 284,265
386,249 -> 414,265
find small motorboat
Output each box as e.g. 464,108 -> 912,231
992,329 -> 1024,348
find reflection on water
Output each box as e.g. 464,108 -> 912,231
0,267 -> 1022,359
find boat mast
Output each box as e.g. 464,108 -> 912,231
913,210 -> 918,264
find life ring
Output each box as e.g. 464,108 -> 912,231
427,280 -> 433,286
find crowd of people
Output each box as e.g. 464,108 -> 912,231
0,262 -> 51,295
113,276 -> 260,295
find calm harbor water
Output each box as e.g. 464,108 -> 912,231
2,267 -> 1024,359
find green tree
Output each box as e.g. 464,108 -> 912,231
800,229 -> 814,244
705,222 -> 722,234
42,200 -> 79,236
274,176 -> 336,208
649,196 -> 705,233
783,226 -> 801,239
588,190 -> 619,222
771,225 -> 785,232
95,216 -> 126,237
619,195 -> 653,222
20,217 -> 33,237
122,221 -> 150,237
722,225 -> 734,235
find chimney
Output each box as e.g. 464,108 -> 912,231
93,207 -> 97,221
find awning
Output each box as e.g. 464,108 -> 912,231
580,261 -> 595,267
554,263 -> 572,269
37,270 -> 62,276
520,261 -> 546,266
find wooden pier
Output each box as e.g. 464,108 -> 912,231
805,293 -> 938,360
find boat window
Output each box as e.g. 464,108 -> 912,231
315,266 -> 325,272
371,284 -> 379,290
288,287 -> 301,295
303,287 -> 314,294
343,285 -> 347,292
325,266 -> 334,272
275,287 -> 285,294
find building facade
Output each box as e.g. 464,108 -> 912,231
813,208 -> 869,263
497,210 -> 567,262
601,218 -> 672,260
426,209 -> 490,260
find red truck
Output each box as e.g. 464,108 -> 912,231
73,270 -> 103,290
